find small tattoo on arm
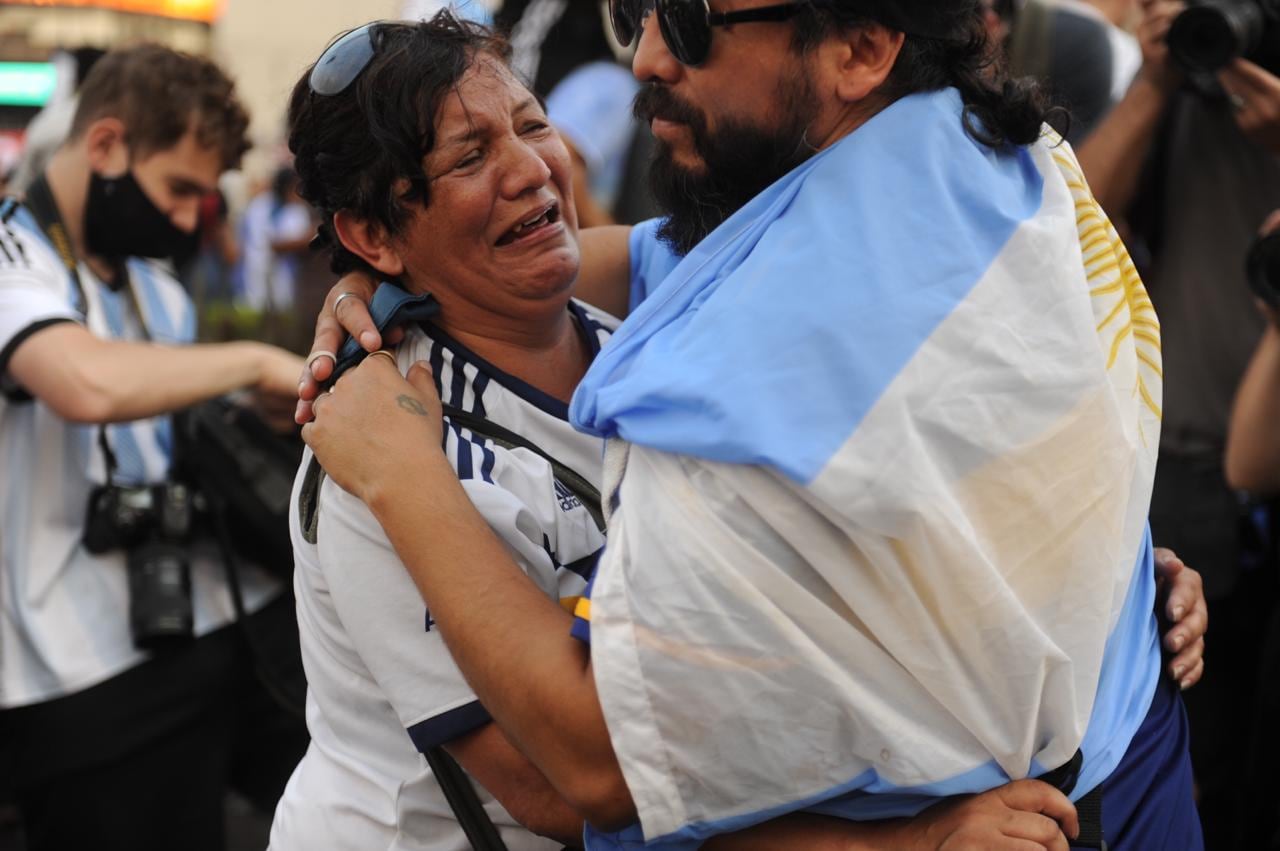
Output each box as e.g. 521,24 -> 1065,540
397,395 -> 429,416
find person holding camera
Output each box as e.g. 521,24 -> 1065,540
1224,210 -> 1280,851
1077,1 -> 1280,847
0,44 -> 308,851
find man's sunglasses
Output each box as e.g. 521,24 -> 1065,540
608,0 -> 811,67
309,22 -> 381,97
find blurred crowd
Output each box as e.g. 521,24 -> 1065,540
0,0 -> 1278,850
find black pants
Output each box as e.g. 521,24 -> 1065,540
0,596 -> 308,851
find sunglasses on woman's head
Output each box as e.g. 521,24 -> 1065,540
608,0 -> 811,67
309,22 -> 381,97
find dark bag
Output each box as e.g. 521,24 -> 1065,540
173,397 -> 304,579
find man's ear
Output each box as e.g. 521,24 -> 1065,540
823,23 -> 906,105
83,117 -> 130,178
333,211 -> 406,278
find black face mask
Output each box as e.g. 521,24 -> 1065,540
84,169 -> 199,263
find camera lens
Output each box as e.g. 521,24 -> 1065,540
1168,1 -> 1265,73
128,543 -> 194,650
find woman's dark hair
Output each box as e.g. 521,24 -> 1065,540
792,1 -> 1058,149
287,13 -> 511,274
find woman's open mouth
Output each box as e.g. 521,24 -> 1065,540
496,202 -> 562,247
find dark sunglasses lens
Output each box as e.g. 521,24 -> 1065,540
609,0 -> 643,46
309,24 -> 377,96
658,0 -> 711,66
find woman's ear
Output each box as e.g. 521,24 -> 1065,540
333,211 -> 406,278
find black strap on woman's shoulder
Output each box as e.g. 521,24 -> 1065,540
422,746 -> 511,851
440,403 -> 604,533
298,404 -> 603,544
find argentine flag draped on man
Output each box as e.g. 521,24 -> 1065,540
569,88 -> 1165,848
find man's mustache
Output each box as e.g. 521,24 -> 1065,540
633,84 -> 704,127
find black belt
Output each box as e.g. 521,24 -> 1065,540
1040,749 -> 1107,850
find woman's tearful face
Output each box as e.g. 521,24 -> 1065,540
398,57 -> 581,320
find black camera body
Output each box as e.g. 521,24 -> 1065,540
1247,231 -> 1280,310
1168,0 -> 1280,74
83,481 -> 196,650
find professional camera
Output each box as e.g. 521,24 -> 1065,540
83,481 -> 196,650
1167,0 -> 1280,73
1247,231 -> 1280,310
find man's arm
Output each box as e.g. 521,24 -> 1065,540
295,228 -> 633,423
8,322 -> 302,423
575,225 -> 632,319
1076,0 -> 1181,215
1226,312 -> 1280,494
446,722 -> 587,846
452,720 -> 1078,850
706,781 -> 1077,851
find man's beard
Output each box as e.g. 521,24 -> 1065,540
633,77 -> 820,256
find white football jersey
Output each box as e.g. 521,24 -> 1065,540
271,303 -> 613,850
0,201 -> 278,709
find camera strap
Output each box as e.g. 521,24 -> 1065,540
22,175 -> 160,488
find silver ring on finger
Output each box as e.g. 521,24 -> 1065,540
334,291 -> 362,314
1229,91 -> 1247,113
307,349 -> 337,370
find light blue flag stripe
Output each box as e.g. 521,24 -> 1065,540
571,89 -> 1045,485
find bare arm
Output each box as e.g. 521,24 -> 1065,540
453,718 -> 1079,851
1226,319 -> 1280,493
1075,0 -> 1181,215
371,448 -> 632,828
296,227 -> 633,423
446,722 -> 586,847
576,226 -> 633,319
707,781 -> 1078,851
8,322 -> 303,424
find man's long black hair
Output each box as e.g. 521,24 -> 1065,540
792,0 -> 1054,148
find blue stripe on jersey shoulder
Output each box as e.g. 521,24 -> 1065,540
423,311 -> 601,422
6,207 -> 81,312
127,259 -> 190,344
569,300 -> 609,357
406,700 -> 491,751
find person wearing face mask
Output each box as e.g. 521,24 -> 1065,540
0,44 -> 308,851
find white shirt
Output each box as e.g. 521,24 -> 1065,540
270,303 -> 613,851
0,201 -> 278,708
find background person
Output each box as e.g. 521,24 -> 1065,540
0,44 -> 307,851
1078,1 -> 1280,845
1224,210 -> 1280,851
